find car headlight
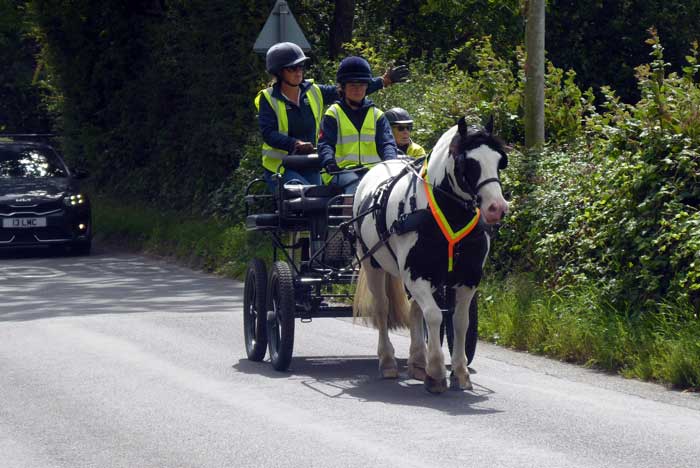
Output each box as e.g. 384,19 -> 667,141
64,194 -> 86,206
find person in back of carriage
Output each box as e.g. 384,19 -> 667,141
384,107 -> 426,158
317,56 -> 399,194
255,42 -> 409,190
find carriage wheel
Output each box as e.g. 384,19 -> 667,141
243,258 -> 268,361
266,261 -> 296,371
446,294 -> 478,365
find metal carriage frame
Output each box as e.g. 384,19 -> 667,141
242,155 -> 365,371
241,155 -> 479,372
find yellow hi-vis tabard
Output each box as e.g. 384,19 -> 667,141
254,81 -> 323,173
323,104 -> 383,182
422,161 -> 480,272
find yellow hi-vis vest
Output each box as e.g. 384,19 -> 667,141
254,81 -> 323,173
324,103 -> 383,170
405,140 -> 427,158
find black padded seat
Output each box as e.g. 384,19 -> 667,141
282,184 -> 343,213
282,184 -> 342,199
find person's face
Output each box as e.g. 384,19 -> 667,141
344,81 -> 368,104
391,123 -> 412,146
281,64 -> 304,86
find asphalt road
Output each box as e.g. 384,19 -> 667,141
1,246 -> 699,468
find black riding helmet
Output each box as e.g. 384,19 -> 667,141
336,56 -> 373,84
384,107 -> 413,125
266,42 -> 310,75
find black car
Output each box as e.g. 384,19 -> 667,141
0,138 -> 92,254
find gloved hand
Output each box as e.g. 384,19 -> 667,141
383,64 -> 409,85
324,159 -> 341,174
294,140 -> 315,154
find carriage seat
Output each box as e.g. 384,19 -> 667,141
245,184 -> 343,231
282,184 -> 343,213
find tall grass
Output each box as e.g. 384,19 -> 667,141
479,274 -> 700,389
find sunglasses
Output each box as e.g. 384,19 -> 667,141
283,64 -> 305,72
393,124 -> 413,131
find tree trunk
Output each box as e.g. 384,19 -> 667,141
524,0 -> 545,151
329,0 -> 355,58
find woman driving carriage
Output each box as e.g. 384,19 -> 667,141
317,56 -> 399,194
255,42 -> 408,190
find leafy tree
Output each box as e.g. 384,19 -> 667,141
0,0 -> 51,132
28,0 -> 269,209
546,0 -> 700,102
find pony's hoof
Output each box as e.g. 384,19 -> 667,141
380,365 -> 399,379
407,363 -> 427,381
424,375 -> 448,394
450,371 -> 473,391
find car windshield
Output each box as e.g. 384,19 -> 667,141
0,147 -> 68,178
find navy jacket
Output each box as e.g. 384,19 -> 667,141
318,98 -> 398,166
257,78 -> 385,155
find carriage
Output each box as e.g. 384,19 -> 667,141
242,151 -> 481,375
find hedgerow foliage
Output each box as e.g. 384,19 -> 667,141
293,29 -> 700,315
494,30 -> 700,312
0,0 -> 51,132
28,0 -> 268,210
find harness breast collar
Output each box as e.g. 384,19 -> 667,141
421,159 -> 481,272
356,156 -> 483,273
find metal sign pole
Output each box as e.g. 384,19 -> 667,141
278,2 -> 288,44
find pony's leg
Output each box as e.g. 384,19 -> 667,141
356,262 -> 398,378
450,286 -> 476,390
405,278 -> 447,393
407,298 -> 427,381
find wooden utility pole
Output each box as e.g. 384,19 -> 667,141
524,0 -> 545,150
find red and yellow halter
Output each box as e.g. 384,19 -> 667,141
421,161 -> 480,272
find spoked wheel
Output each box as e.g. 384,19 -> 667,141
446,294 -> 479,365
266,261 -> 296,371
243,258 -> 268,361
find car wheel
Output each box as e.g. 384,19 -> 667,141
71,240 -> 92,256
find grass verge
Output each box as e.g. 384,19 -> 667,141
93,196 -> 270,278
479,274 -> 700,390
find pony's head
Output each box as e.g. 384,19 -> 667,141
446,116 -> 509,224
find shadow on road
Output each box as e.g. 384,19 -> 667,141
233,356 -> 500,416
0,247 -> 242,322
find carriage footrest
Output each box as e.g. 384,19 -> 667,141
245,214 -> 279,231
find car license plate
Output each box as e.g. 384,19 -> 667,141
2,217 -> 47,228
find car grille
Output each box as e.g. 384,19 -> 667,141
0,226 -> 73,244
0,200 -> 63,215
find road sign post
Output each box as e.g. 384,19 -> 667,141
253,0 -> 310,54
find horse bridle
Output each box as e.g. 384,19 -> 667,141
473,176 -> 502,194
453,149 -> 504,206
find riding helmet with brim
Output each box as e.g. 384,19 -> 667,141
385,107 -> 413,125
336,56 -> 373,84
266,42 -> 310,75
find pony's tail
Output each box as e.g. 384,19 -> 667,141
385,272 -> 410,329
353,266 -> 410,330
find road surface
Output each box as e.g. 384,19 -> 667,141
1,247 -> 699,468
